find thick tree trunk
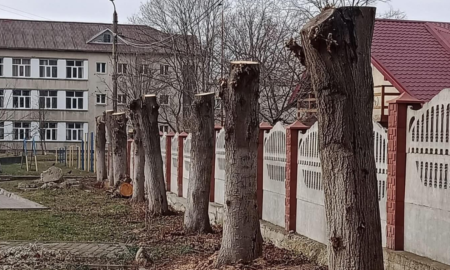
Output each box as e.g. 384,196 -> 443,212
130,95 -> 169,215
217,61 -> 263,266
184,92 -> 215,234
96,114 -> 107,182
111,112 -> 128,186
129,110 -> 145,203
105,110 -> 115,186
300,7 -> 383,270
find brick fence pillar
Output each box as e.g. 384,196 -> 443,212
178,132 -> 188,197
257,122 -> 272,219
165,133 -> 174,191
386,92 -> 422,250
210,125 -> 222,202
285,121 -> 309,231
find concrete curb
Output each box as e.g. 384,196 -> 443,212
0,188 -> 48,210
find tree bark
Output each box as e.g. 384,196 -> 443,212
105,110 -> 115,186
300,7 -> 383,270
184,92 -> 215,234
130,95 -> 169,216
111,112 -> 128,186
217,61 -> 263,266
96,114 -> 107,182
130,110 -> 145,203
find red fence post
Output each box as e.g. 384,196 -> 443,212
386,93 -> 422,250
285,121 -> 309,231
178,132 -> 188,197
210,125 -> 222,202
257,122 -> 272,219
166,133 -> 174,191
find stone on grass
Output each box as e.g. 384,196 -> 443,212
40,166 -> 64,183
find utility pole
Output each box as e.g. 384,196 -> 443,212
111,0 -> 118,112
220,1 -> 224,126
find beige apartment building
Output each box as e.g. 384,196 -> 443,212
0,19 -> 177,151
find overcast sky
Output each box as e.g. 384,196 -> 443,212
0,0 -> 448,24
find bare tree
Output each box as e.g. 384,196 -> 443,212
299,6 -> 383,270
184,92 -> 215,234
96,114 -> 107,182
217,62 -> 262,265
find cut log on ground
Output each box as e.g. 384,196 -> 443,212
184,92 -> 215,234
105,110 -> 115,186
119,182 -> 133,198
130,95 -> 169,216
96,114 -> 107,182
217,61 -> 263,266
111,112 -> 128,186
300,6 -> 383,270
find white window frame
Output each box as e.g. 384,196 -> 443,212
66,60 -> 84,79
96,62 -> 107,74
42,122 -> 57,141
160,64 -> 169,75
13,122 -> 31,140
12,58 -> 31,77
159,94 -> 169,105
0,90 -> 3,108
140,64 -> 150,75
118,94 -> 127,105
39,90 -> 58,109
12,90 -> 31,109
0,58 -> 3,77
39,59 -> 58,78
66,91 -> 84,110
96,94 -> 106,105
159,125 -> 169,133
118,63 -> 128,74
103,33 -> 112,43
66,123 -> 83,141
0,122 -> 4,140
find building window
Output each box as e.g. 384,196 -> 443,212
66,123 -> 83,141
66,91 -> 84,109
160,64 -> 169,75
0,58 -> 3,76
96,62 -> 106,74
13,122 -> 30,140
39,59 -> 58,78
13,90 -> 31,109
96,94 -> 106,105
0,122 -> 4,140
39,90 -> 57,109
42,122 -> 57,141
103,33 -> 111,43
140,64 -> 150,75
159,94 -> 169,105
66,60 -> 84,79
118,94 -> 127,104
0,90 -> 3,108
159,125 -> 169,133
12,58 -> 31,77
118,63 -> 128,74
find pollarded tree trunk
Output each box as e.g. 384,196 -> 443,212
96,114 -> 107,182
111,112 -> 128,186
184,92 -> 215,234
130,95 -> 169,215
129,110 -> 145,203
300,7 -> 383,270
105,110 -> 115,186
217,61 -> 263,266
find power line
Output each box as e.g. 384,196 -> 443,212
0,7 -> 37,20
0,4 -> 51,20
119,0 -> 223,49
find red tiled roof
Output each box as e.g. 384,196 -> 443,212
0,19 -> 174,54
290,19 -> 450,102
373,19 -> 450,101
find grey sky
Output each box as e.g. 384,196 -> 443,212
0,0 -> 448,24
